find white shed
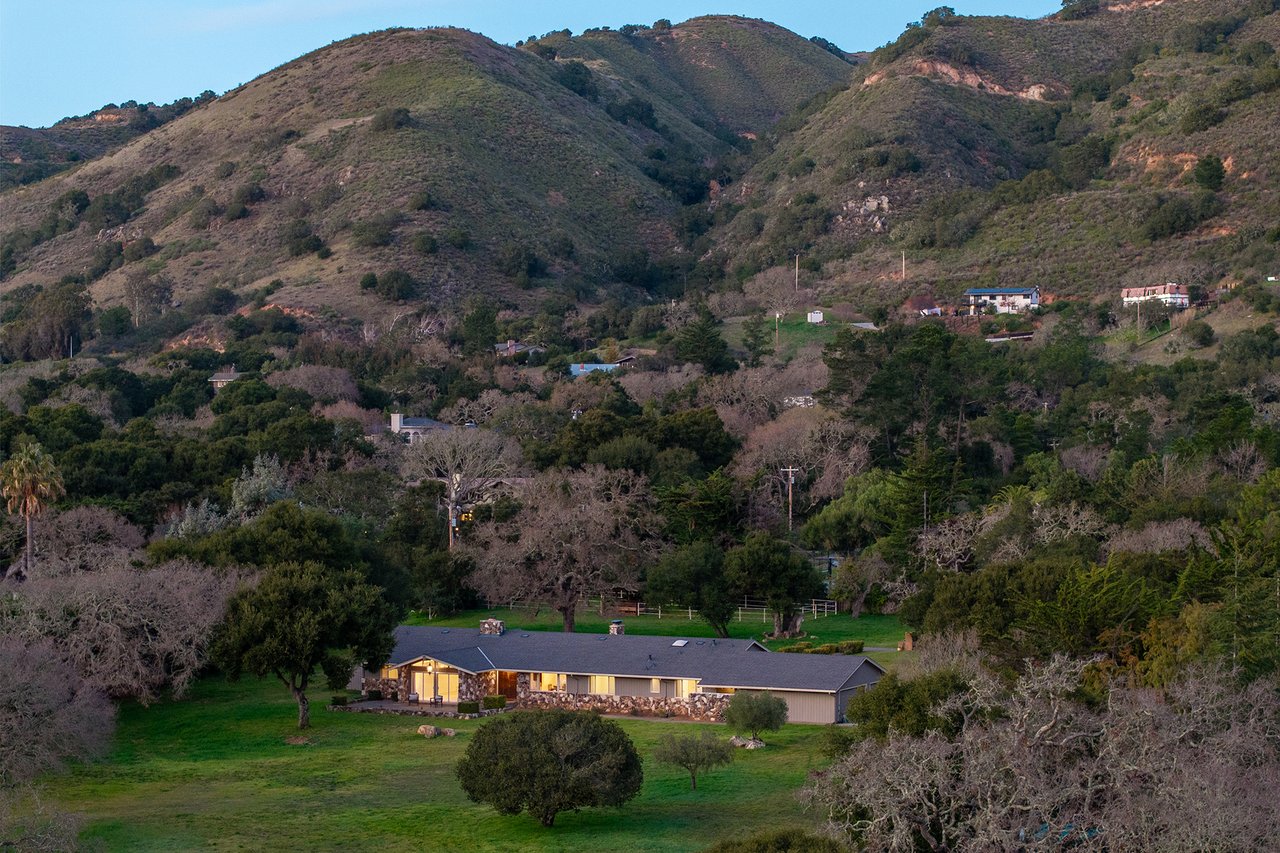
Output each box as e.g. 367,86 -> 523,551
806,310 -> 824,324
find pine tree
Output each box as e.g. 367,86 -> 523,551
675,307 -> 735,373
741,311 -> 773,367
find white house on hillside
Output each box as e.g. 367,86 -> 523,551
1121,283 -> 1189,309
964,287 -> 1040,315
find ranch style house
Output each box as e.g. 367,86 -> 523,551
355,619 -> 885,724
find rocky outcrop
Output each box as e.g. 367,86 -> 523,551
864,60 -> 1064,101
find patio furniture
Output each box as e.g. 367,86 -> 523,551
429,695 -> 444,706
408,693 -> 419,704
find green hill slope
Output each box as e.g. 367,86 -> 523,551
0,20 -> 848,324
710,0 -> 1280,307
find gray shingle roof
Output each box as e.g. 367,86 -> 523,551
385,626 -> 883,693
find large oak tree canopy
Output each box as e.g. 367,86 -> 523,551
211,560 -> 397,728
456,709 -> 643,826
468,465 -> 663,631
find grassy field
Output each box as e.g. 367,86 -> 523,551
409,608 -> 906,662
46,677 -> 838,852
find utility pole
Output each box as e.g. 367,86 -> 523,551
780,466 -> 801,532
775,311 -> 781,350
902,251 -> 906,282
794,254 -> 799,293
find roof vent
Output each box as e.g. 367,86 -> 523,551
696,640 -> 705,645
440,629 -> 450,634
672,640 -> 688,647
520,633 -> 530,638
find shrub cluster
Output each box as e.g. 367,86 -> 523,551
776,639 -> 865,654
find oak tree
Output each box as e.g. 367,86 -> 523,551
457,710 -> 643,826
211,560 -> 397,728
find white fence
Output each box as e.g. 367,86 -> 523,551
484,595 -> 839,622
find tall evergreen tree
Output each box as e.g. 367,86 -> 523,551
675,308 -> 735,374
741,311 -> 773,367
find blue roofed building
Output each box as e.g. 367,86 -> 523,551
569,362 -> 621,378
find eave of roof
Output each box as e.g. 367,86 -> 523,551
384,626 -> 877,693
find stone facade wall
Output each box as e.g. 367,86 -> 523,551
518,690 -> 730,722
459,671 -> 492,703
515,672 -> 531,700
363,671 -> 409,701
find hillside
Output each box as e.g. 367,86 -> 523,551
0,95 -> 216,190
710,0 -> 1280,310
0,20 -> 849,328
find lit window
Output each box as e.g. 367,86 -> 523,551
382,667 -> 399,680
650,678 -> 661,694
589,675 -> 615,696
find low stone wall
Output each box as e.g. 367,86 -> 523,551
518,690 -> 730,722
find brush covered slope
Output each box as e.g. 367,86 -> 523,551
712,0 -> 1280,308
0,95 -> 217,190
0,21 -> 850,325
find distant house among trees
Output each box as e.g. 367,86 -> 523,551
1121,283 -> 1190,309
964,287 -> 1040,315
388,413 -> 452,442
208,366 -> 244,391
493,339 -> 547,358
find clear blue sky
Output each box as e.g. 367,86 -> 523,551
0,0 -> 1059,128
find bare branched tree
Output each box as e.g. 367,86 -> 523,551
0,636 -> 114,789
469,465 -> 663,631
1105,518 -> 1211,556
33,506 -> 144,576
264,365 -> 359,404
8,560 -> 242,704
809,660 -> 1280,852
403,428 -> 521,550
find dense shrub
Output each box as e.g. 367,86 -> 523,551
606,97 -> 658,129
481,695 -> 507,710
1193,155 -> 1226,191
376,270 -> 417,301
370,107 -> 410,131
1141,190 -> 1223,241
412,233 -> 438,255
456,700 -> 480,714
1181,104 -> 1227,134
1184,319 -> 1216,347
351,214 -> 398,248
556,61 -> 598,99
407,191 -> 434,211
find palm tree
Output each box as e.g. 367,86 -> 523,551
1,442 -> 65,581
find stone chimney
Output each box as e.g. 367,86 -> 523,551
506,339 -> 516,356
480,618 -> 506,636
609,619 -> 625,636
390,413 -> 403,433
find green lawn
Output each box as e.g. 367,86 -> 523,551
409,608 -> 906,654
47,677 -> 838,852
